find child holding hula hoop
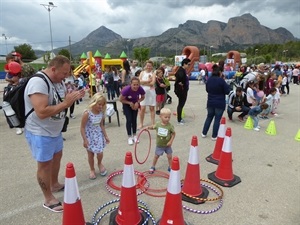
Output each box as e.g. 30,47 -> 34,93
147,108 -> 175,173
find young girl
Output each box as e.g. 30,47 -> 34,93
255,74 -> 265,104
155,67 -> 167,115
246,80 -> 257,107
80,93 -> 110,179
271,81 -> 281,116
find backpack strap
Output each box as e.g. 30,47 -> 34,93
25,73 -> 50,120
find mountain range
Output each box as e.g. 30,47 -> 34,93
53,13 -> 296,58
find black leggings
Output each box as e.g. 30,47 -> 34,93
176,92 -> 187,122
66,102 -> 75,116
123,104 -> 138,136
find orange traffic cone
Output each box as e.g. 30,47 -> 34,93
62,163 -> 93,225
109,152 -> 147,225
182,136 -> 209,204
206,117 -> 226,165
208,128 -> 241,187
157,156 -> 188,225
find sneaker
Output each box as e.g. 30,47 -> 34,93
128,137 -> 134,145
133,136 -> 139,143
149,166 -> 155,174
257,125 -> 261,129
253,127 -> 260,131
156,110 -> 160,115
201,133 -> 206,138
211,137 -> 217,141
70,114 -> 76,119
177,121 -> 184,125
16,128 -> 23,135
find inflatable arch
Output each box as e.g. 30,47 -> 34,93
182,46 -> 200,75
226,51 -> 241,71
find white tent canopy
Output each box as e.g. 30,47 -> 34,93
30,52 -> 56,64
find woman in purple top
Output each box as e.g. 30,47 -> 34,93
120,77 -> 145,145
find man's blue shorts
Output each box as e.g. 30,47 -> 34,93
25,130 -> 63,162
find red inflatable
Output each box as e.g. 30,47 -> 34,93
8,62 -> 22,74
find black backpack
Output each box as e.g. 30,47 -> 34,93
3,73 -> 50,128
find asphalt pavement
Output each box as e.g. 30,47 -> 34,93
0,80 -> 299,225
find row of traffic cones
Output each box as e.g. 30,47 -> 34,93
61,132 -> 237,224
61,153 -> 188,225
61,116 -> 298,224
244,116 -> 300,140
244,116 -> 277,135
205,117 -> 241,187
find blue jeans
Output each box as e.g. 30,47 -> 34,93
202,107 -> 224,138
250,115 -> 259,128
106,84 -> 115,100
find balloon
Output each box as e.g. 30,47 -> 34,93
8,62 -> 22,74
198,63 -> 206,70
205,62 -> 213,72
257,91 -> 264,98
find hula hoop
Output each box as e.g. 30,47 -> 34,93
134,128 -> 151,164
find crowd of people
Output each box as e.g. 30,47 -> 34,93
201,61 -> 296,138
2,52 -> 298,214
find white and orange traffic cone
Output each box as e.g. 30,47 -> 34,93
62,163 -> 93,225
157,156 -> 188,225
208,128 -> 241,187
182,136 -> 209,204
109,152 -> 147,225
206,117 -> 226,165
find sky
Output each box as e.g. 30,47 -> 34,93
0,0 -> 299,55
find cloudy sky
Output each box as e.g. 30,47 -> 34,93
0,0 -> 299,55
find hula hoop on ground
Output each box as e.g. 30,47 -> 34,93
134,128 -> 151,164
137,170 -> 170,197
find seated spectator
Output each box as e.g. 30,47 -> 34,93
227,86 -> 250,122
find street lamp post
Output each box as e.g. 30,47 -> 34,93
127,39 -> 131,59
283,50 -> 288,61
209,46 -> 213,62
255,49 -> 258,64
41,2 -> 57,53
175,37 -> 178,55
2,34 -> 8,54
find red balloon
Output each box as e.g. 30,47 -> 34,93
198,63 -> 206,70
205,62 -> 213,72
8,62 -> 22,74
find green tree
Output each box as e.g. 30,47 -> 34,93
58,49 -> 72,60
133,47 -> 150,65
14,44 -> 37,61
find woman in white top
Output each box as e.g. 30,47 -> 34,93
138,60 -> 156,128
246,80 -> 257,107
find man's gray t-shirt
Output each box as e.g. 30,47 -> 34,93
24,74 -> 66,137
